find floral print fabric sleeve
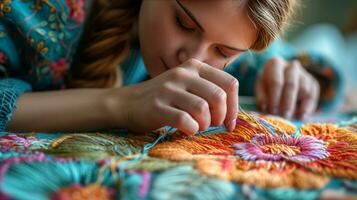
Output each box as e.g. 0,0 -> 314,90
0,0 -> 86,131
0,22 -> 32,131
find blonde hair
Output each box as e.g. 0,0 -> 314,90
246,0 -> 296,51
67,0 -> 295,88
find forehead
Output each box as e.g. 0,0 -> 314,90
177,0 -> 257,50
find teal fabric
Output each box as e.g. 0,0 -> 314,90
0,78 -> 32,130
0,0 -> 344,132
0,0 -> 86,131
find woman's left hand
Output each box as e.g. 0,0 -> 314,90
255,56 -> 320,120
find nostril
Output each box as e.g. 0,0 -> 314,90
177,49 -> 188,64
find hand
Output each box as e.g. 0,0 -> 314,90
109,59 -> 239,135
255,57 -> 320,120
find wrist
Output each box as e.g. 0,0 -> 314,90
102,87 -> 130,129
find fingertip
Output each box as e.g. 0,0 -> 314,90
180,120 -> 199,136
198,122 -> 210,131
284,110 -> 293,119
225,118 -> 237,132
192,120 -> 200,134
299,113 -> 310,122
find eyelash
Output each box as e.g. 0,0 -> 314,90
175,15 -> 228,59
216,48 -> 228,59
175,15 -> 195,33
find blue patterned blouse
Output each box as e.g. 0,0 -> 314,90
0,0 -> 343,131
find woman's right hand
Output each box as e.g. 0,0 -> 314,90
108,59 -> 239,135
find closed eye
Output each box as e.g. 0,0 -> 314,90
175,15 -> 196,33
216,47 -> 229,59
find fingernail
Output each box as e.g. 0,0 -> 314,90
227,119 -> 236,132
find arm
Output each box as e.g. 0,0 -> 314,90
9,58 -> 240,135
7,88 -> 123,133
226,40 -> 343,113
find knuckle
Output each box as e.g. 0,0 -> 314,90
187,58 -> 206,71
227,77 -> 239,91
266,56 -> 284,68
194,100 -> 209,115
290,61 -> 302,72
303,90 -> 314,99
186,58 -> 200,67
152,98 -> 163,110
158,83 -> 174,94
212,88 -> 227,103
270,78 -> 283,88
170,67 -> 189,80
289,59 -> 297,65
285,80 -> 297,90
301,84 -> 309,93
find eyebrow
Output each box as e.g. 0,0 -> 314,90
175,0 -> 248,52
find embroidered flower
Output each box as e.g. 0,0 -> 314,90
0,134 -> 51,152
233,134 -> 329,162
49,58 -> 69,81
51,184 -> 114,200
0,0 -> 12,17
148,113 -> 357,189
66,0 -> 85,23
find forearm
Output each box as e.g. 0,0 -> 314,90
7,88 -> 121,133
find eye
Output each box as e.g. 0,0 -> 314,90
175,15 -> 196,33
215,47 -> 228,59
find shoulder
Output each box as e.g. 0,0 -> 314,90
0,0 -> 90,89
0,0 -> 87,48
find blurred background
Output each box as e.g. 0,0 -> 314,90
284,0 -> 357,112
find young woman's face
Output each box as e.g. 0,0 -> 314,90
139,0 -> 257,77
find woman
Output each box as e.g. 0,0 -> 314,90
0,0 -> 339,135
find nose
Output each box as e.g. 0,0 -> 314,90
177,41 -> 210,65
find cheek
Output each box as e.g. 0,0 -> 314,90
139,3 -> 179,58
138,2 -> 182,76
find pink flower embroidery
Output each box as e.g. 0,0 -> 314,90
233,134 -> 329,162
0,52 -> 7,64
66,0 -> 85,23
49,58 -> 69,81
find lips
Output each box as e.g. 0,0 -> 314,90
160,57 -> 170,70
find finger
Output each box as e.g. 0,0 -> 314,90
169,87 -> 211,131
279,62 -> 300,118
185,77 -> 227,128
296,75 -> 320,120
262,57 -> 285,115
185,59 -> 239,131
255,73 -> 267,112
157,103 -> 199,135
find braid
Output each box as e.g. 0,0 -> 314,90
66,0 -> 142,88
